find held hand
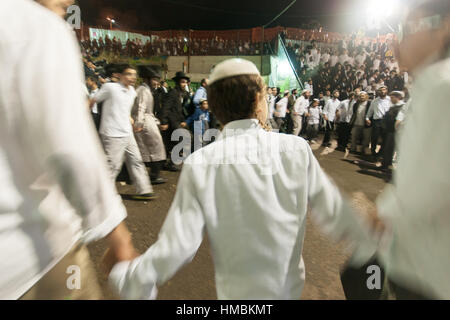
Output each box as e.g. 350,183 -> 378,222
159,124 -> 169,131
366,119 -> 371,126
102,223 -> 139,275
102,246 -> 140,275
134,125 -> 144,133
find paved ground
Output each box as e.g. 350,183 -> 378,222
87,136 -> 389,300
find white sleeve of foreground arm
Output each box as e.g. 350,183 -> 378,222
109,164 -> 205,299
305,145 -> 378,261
14,18 -> 127,242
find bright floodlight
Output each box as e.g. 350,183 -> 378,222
111,19 -> 116,23
366,0 -> 399,30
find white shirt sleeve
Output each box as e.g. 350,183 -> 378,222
0,17 -> 127,243
109,164 -> 206,299
94,83 -> 111,103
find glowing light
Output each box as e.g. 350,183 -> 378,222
366,0 -> 399,30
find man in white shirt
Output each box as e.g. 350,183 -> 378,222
352,0 -> 450,299
86,76 -> 101,131
322,90 -> 340,147
336,92 -> 355,151
266,87 -> 277,129
339,50 -> 349,65
366,86 -> 391,158
274,91 -> 289,132
321,49 -> 331,64
304,79 -> 314,96
107,58 -> 379,300
292,89 -> 310,136
330,52 -> 339,67
0,0 -> 136,300
91,65 -> 155,201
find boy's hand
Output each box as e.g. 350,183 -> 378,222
102,223 -> 139,274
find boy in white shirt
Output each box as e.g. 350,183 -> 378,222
107,59 -> 380,300
306,99 -> 321,143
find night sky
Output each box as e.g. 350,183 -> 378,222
77,0 -> 374,32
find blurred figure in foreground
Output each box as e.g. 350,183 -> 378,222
0,0 -> 136,299
349,0 -> 450,299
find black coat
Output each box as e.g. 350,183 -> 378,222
160,86 -> 189,129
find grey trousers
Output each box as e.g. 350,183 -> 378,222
101,135 -> 153,195
350,126 -> 372,154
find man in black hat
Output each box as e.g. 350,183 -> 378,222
159,71 -> 190,171
132,65 -> 167,185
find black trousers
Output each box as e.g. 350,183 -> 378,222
382,131 -> 396,168
371,119 -> 385,156
337,122 -> 351,149
322,121 -> 334,145
91,112 -> 101,131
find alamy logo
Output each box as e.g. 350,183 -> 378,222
66,5 -> 81,30
66,265 -> 81,290
366,265 -> 382,290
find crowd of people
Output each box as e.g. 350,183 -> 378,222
80,35 -> 273,58
85,61 -> 221,201
265,83 -> 409,172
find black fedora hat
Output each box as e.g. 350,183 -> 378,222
172,71 -> 190,82
138,65 -> 162,79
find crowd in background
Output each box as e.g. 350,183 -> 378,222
80,36 -> 274,58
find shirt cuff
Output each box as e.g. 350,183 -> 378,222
109,256 -> 159,300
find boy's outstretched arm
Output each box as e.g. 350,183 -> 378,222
108,164 -> 206,299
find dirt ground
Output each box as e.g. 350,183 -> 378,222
87,137 -> 388,300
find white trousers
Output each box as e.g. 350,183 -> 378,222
292,115 -> 303,136
101,135 -> 153,195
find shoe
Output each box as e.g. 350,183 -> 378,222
151,177 -> 167,185
130,193 -> 157,201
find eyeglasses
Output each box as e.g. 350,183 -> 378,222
397,14 -> 443,42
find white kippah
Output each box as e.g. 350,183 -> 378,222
209,58 -> 260,85
390,90 -> 405,98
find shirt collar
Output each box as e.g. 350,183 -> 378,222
219,119 -> 261,139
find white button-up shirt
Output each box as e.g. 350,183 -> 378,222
337,99 -> 354,123
109,119 -> 377,300
0,0 -> 127,299
275,97 -> 289,118
293,96 -> 309,116
366,96 -> 391,120
323,98 -> 341,122
307,107 -> 321,125
95,82 -> 137,137
357,57 -> 450,299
